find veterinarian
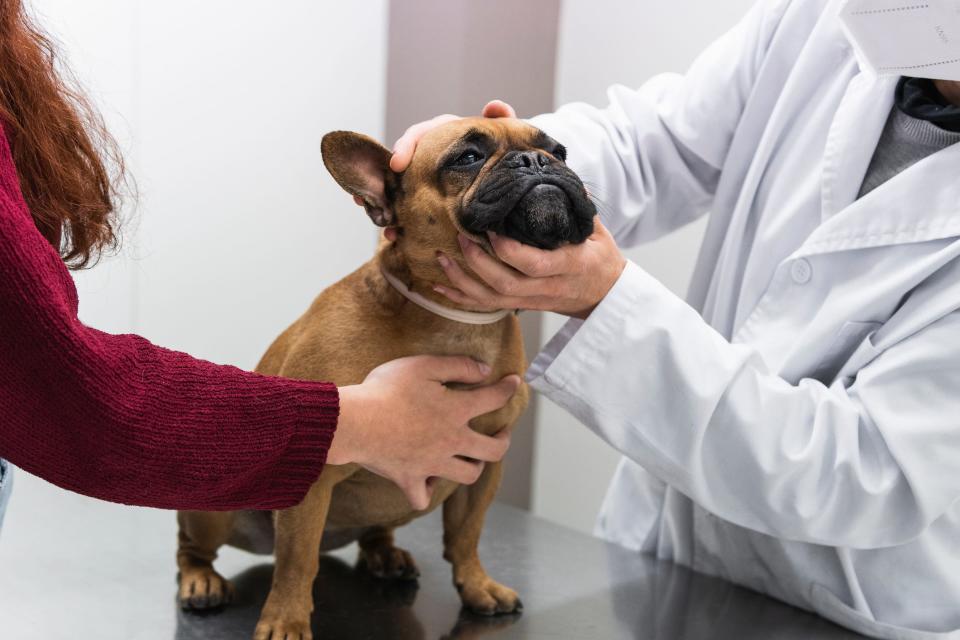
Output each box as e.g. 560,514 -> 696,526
393,1 -> 960,637
0,0 -> 519,533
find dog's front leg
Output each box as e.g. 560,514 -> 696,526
442,461 -> 522,615
253,478 -> 336,640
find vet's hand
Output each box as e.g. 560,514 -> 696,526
389,99 -> 516,173
391,101 -> 626,317
436,222 -> 627,319
331,355 -> 520,510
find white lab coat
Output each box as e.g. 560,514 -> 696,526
527,0 -> 960,637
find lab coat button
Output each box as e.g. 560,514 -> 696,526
791,259 -> 812,284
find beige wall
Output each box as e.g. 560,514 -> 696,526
385,0 -> 561,509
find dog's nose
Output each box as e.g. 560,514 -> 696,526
502,150 -> 552,171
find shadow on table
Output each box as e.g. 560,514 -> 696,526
174,556 -> 519,640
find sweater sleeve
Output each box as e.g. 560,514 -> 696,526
0,130 -> 339,512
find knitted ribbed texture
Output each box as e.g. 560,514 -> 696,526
0,124 -> 339,511
858,107 -> 960,198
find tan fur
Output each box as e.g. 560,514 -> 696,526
176,119 -> 567,639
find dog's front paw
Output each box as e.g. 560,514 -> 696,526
359,543 -> 420,581
458,578 -> 522,616
253,615 -> 312,640
178,566 -> 234,610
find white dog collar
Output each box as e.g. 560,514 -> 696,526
380,268 -> 512,325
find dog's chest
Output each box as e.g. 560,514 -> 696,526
325,470 -> 459,530
406,325 -> 502,367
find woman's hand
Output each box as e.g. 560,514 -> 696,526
329,355 -> 520,510
435,224 -> 626,319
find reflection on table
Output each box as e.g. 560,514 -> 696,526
173,505 -> 868,640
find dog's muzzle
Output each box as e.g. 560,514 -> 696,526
461,150 -> 596,250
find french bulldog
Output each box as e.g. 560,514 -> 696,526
176,116 -> 596,639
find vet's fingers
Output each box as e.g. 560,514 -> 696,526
592,216 -> 613,240
436,251 -> 508,307
433,282 -> 555,315
390,114 -> 460,173
488,231 -> 573,277
433,278 -> 531,314
482,100 -> 517,119
439,457 -> 486,485
431,283 -> 486,309
457,235 -> 545,298
458,375 -> 522,421
417,354 -> 492,385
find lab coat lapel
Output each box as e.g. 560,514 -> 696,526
819,72 -> 896,221
797,142 -> 960,257
797,73 -> 960,258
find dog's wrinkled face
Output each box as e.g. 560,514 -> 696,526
416,118 -> 595,249
321,118 -> 595,261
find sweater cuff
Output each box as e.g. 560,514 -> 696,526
259,380 -> 340,510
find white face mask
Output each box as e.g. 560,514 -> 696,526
839,0 -> 960,80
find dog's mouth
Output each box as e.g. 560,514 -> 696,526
502,183 -> 582,250
460,160 -> 596,250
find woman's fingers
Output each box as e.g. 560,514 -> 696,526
440,457 -> 486,485
482,99 -> 517,119
457,375 -> 522,421
416,354 -> 493,385
401,477 -> 434,511
389,114 -> 460,173
458,425 -> 513,463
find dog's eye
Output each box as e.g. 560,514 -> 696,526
552,144 -> 567,162
452,150 -> 484,167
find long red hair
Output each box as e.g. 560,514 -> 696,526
0,0 -> 124,269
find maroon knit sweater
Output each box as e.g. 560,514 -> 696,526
0,125 -> 339,511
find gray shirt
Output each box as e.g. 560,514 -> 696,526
858,106 -> 960,198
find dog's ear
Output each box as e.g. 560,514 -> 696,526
321,131 -> 396,227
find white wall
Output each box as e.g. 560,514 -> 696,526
530,0 -> 757,534
10,0 -> 387,562
34,0 -> 387,368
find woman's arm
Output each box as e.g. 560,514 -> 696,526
0,185 -> 339,511
0,136 -> 517,512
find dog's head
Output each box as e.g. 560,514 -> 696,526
321,118 -> 595,280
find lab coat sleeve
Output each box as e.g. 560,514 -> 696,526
527,261 -> 960,549
529,0 -> 791,248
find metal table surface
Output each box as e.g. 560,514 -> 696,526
0,470 -> 868,639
